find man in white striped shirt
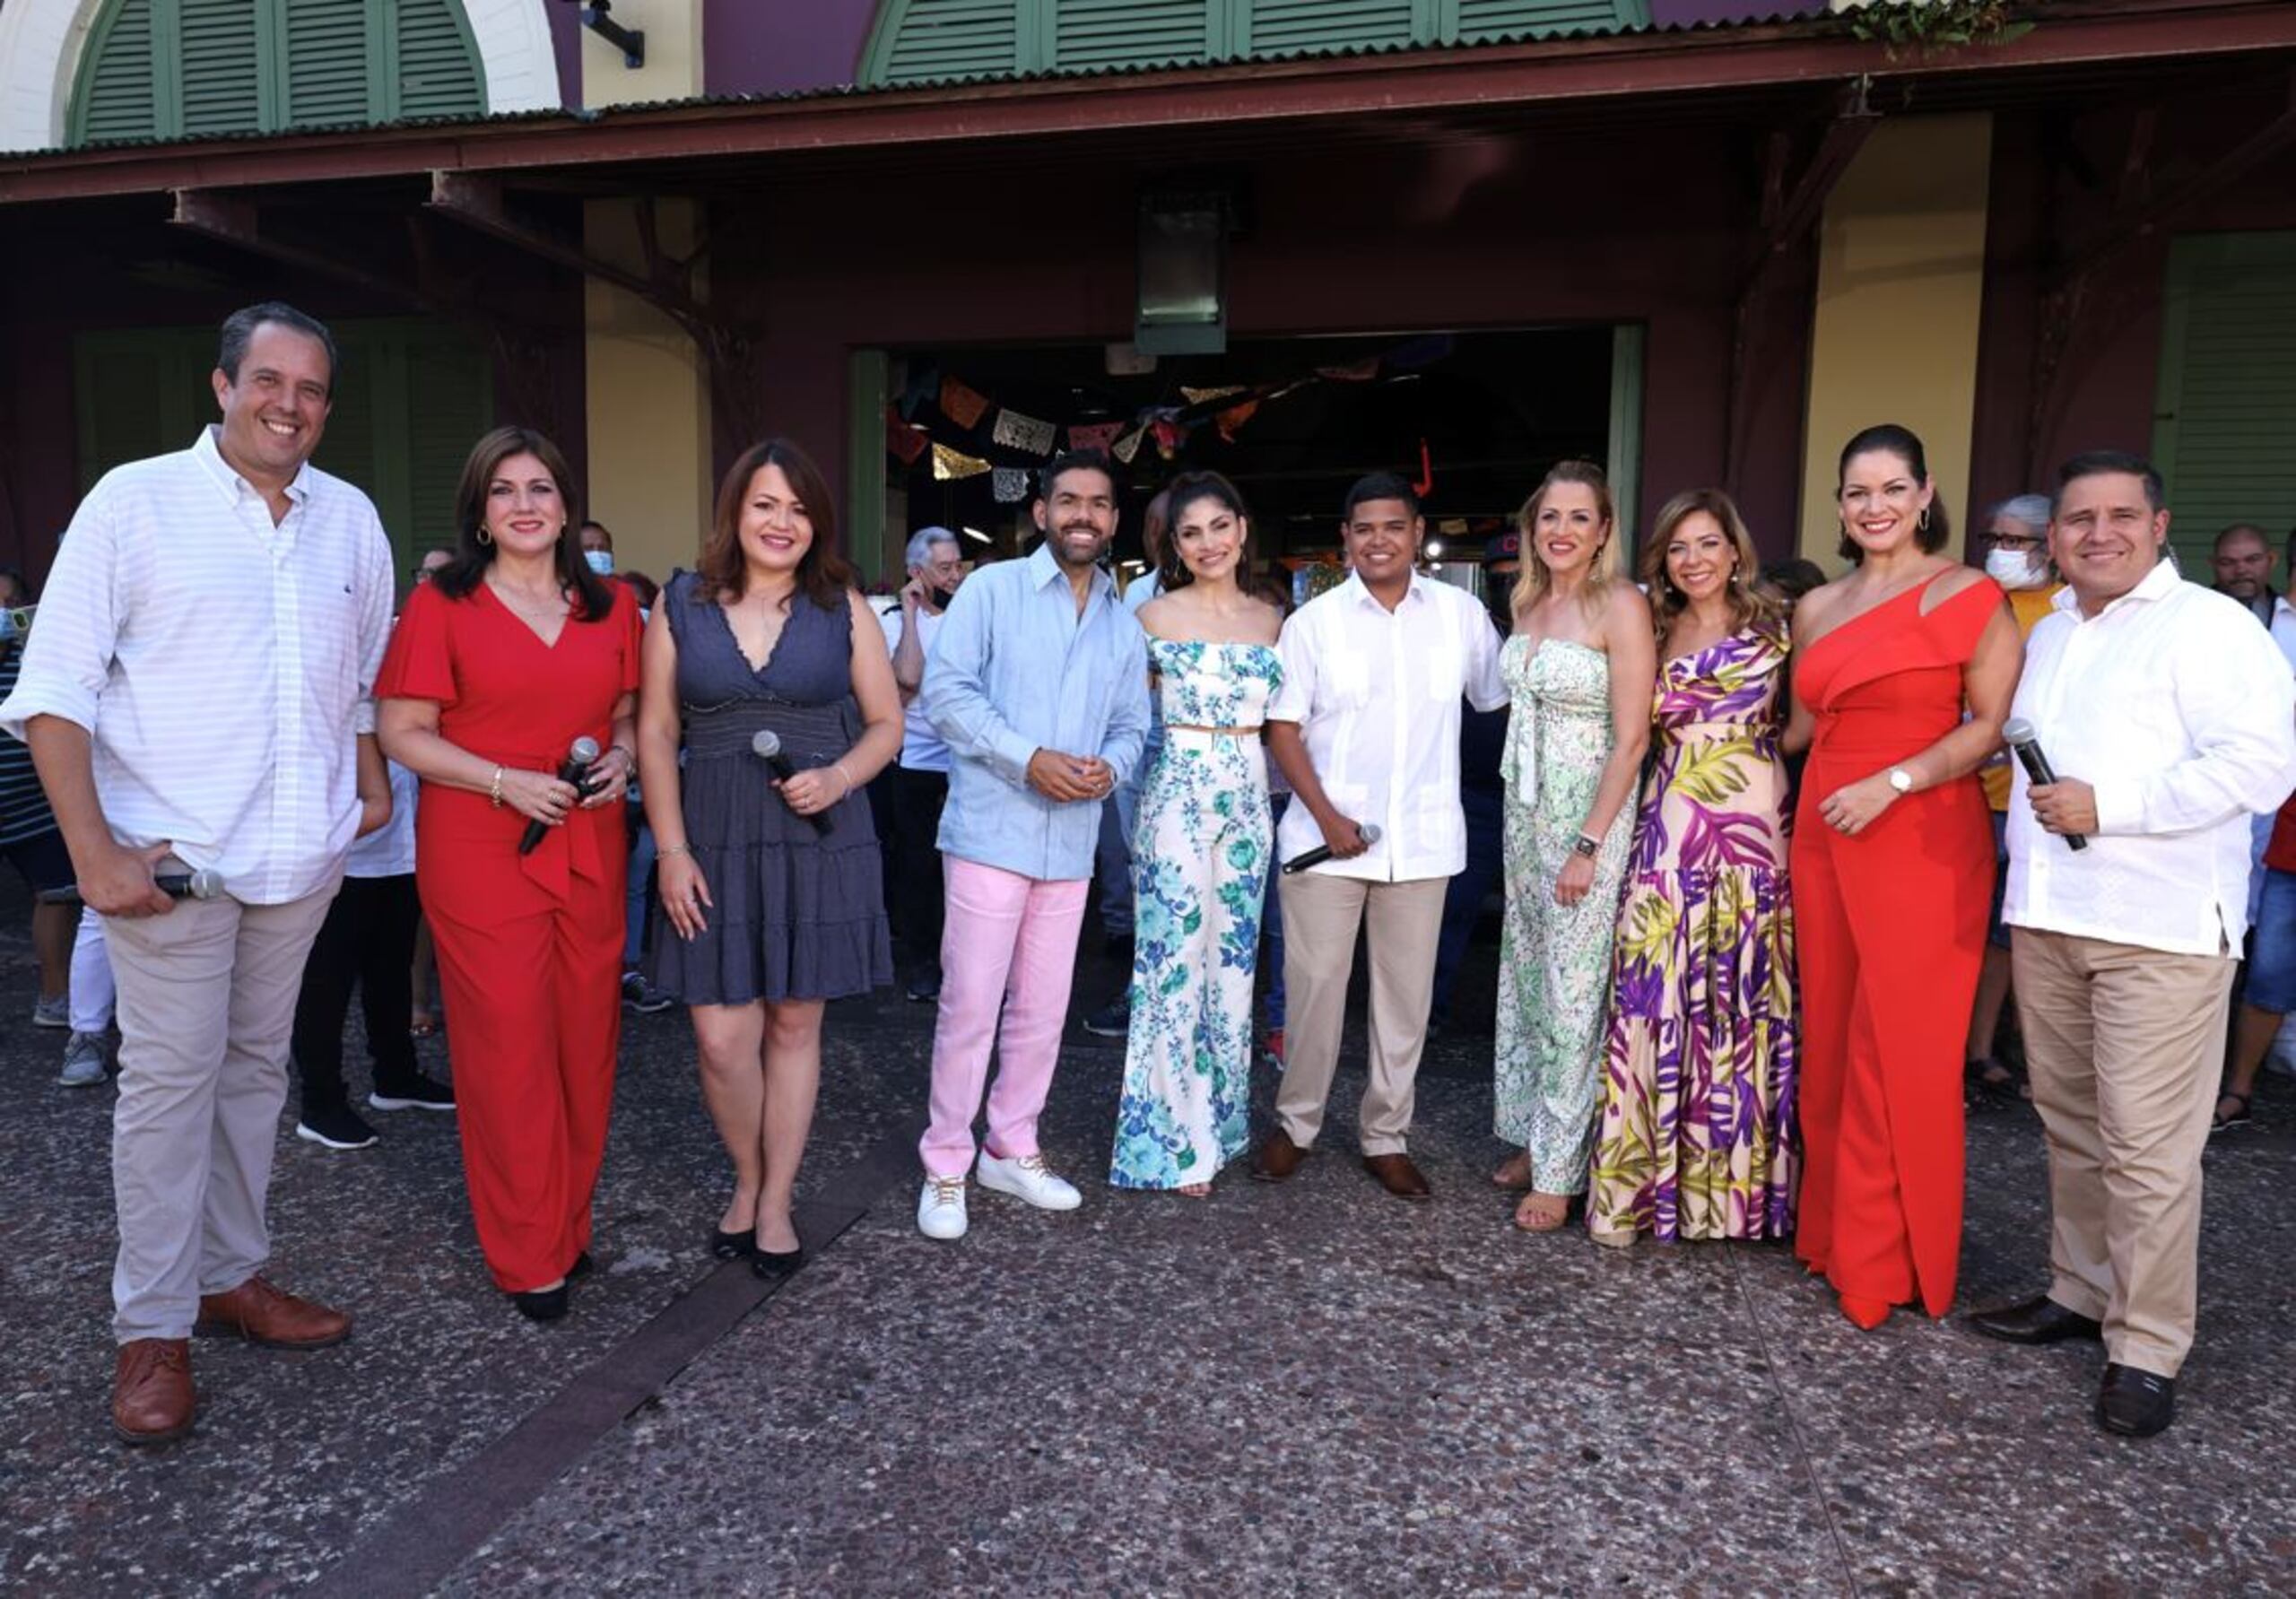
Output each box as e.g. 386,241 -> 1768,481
0,303 -> 395,1447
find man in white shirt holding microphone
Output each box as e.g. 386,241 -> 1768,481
2,303 -> 394,1446
1251,473 -> 1508,1200
1973,449 -> 2296,1438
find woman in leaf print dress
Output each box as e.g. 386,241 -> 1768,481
1109,473 -> 1283,1195
1587,490 -> 1796,1247
1492,461 -> 1656,1231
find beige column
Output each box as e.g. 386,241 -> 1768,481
1797,114 -> 1993,567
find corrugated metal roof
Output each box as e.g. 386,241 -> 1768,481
24,5 -> 1834,160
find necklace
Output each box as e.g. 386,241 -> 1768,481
488,576 -> 568,619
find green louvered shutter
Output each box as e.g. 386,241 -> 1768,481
73,330 -> 213,491
284,0 -> 375,125
399,333 -> 491,557
392,0 -> 486,118
1239,0 -> 1418,56
1050,0 -> 1214,72
312,328 -> 381,515
1454,0 -> 1647,42
2152,233 -> 2296,571
868,0 -> 1026,85
72,0 -> 164,144
177,0 -> 264,135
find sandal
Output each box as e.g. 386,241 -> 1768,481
409,1008 -> 440,1038
2212,1092 -> 2253,1134
1513,1191 -> 1571,1232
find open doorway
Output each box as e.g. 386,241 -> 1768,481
883,325 -> 1628,597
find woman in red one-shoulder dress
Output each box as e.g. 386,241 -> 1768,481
1785,424 -> 2022,1330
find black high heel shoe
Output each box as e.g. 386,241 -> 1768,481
510,1282 -> 569,1323
710,1227 -> 755,1260
751,1244 -> 804,1280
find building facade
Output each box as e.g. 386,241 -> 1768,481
1,0 -> 2291,588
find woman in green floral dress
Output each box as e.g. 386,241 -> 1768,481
1109,473 -> 1283,1195
1492,462 -> 1656,1231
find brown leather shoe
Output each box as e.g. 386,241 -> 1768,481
195,1275 -> 352,1351
1362,1152 -> 1432,1201
1250,1130 -> 1308,1183
112,1338 -> 195,1446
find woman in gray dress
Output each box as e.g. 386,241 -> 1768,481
636,439 -> 900,1277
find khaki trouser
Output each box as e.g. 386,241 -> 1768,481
105,884 -> 338,1342
2010,926 -> 2235,1377
1274,873 -> 1446,1158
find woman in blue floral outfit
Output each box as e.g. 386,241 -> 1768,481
1109,473 -> 1283,1195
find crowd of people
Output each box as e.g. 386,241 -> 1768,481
9,301 -> 2295,1453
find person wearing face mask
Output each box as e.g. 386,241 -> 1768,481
1966,495 -> 2063,1107
883,526 -> 967,1004
578,519 -> 619,579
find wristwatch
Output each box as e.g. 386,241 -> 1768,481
1572,832 -> 1601,859
1887,768 -> 1914,795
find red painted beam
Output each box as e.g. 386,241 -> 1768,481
4,3 -> 2293,204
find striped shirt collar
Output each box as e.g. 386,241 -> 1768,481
189,423 -> 316,510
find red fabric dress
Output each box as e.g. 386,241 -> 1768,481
1790,575 -> 2001,1317
376,579 -> 642,1292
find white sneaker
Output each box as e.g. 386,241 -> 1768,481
975,1150 -> 1082,1212
917,1175 -> 969,1240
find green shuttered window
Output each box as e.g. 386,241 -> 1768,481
70,0 -> 485,145
2152,232 -> 2296,571
863,0 -> 1651,84
74,321 -> 492,583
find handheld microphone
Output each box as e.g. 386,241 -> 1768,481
2003,717 -> 2087,853
40,866 -> 227,907
520,736 -> 601,856
1283,821 -> 1382,875
752,730 -> 833,836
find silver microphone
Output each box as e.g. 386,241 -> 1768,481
752,730 -> 832,836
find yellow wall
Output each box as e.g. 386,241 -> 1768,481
1799,114 -> 1993,566
578,0 -> 703,108
583,197 -> 711,583
577,5 -> 709,585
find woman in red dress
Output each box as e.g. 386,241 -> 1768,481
1785,424 -> 2022,1330
377,427 -> 642,1322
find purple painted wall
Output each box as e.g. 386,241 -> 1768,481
704,0 -> 876,98
1648,0 -> 1825,27
546,1 -> 583,109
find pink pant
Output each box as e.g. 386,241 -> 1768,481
919,857 -> 1090,1180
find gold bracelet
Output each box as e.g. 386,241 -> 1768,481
833,761 -> 855,796
488,766 -> 505,808
658,842 -> 694,859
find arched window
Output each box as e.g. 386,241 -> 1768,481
70,0 -> 486,145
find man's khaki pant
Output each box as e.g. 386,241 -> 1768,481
106,885 -> 337,1342
2010,926 -> 2235,1377
1274,873 -> 1446,1158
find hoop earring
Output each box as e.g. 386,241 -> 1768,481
1918,507 -> 1931,533
476,528 -> 492,547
